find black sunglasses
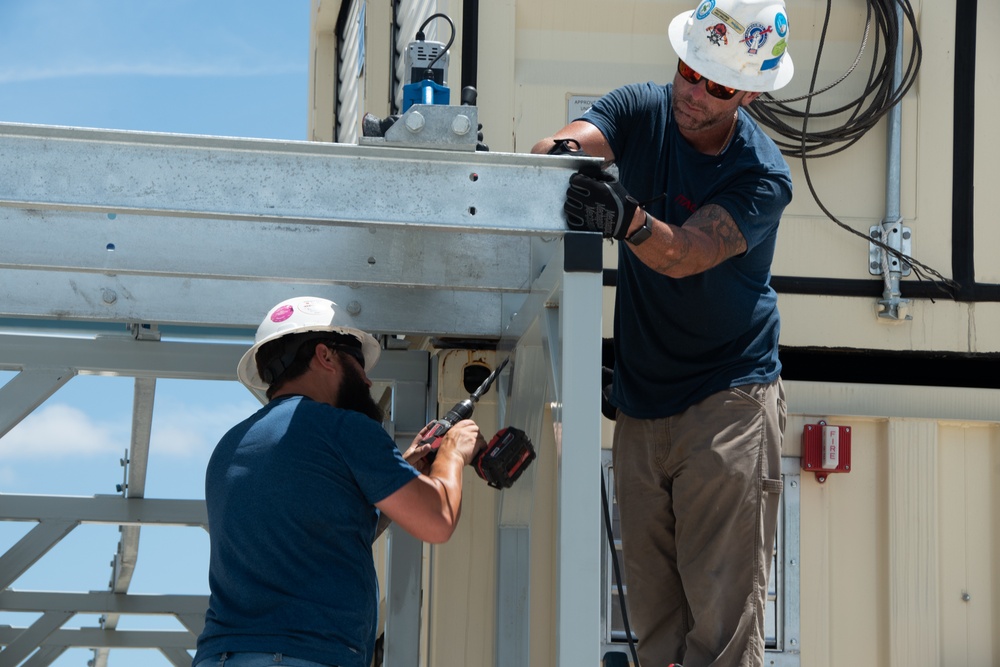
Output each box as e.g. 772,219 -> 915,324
324,342 -> 366,370
677,60 -> 738,100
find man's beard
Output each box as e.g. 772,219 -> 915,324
336,361 -> 385,423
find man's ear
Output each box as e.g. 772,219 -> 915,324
741,91 -> 762,107
313,343 -> 339,372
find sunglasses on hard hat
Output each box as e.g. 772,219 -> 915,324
677,60 -> 739,100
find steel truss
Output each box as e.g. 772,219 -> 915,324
0,121 -> 604,667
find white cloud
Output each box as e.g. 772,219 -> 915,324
0,399 -> 256,461
0,404 -> 125,459
150,401 -> 256,458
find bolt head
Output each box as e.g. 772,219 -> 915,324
451,114 -> 472,135
405,111 -> 425,132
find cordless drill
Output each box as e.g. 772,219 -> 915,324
420,357 -> 536,489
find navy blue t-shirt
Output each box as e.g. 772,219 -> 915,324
194,395 -> 419,667
580,82 -> 792,418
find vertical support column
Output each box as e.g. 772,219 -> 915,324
496,345 -> 547,667
554,233 -> 604,667
384,529 -> 423,667
875,1 -> 911,322
378,351 -> 430,667
887,418 -> 940,667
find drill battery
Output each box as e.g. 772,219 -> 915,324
474,426 -> 536,490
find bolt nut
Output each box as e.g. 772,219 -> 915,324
405,111 -> 425,132
347,301 -> 362,316
102,289 -> 117,304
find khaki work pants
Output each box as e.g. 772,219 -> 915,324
612,379 -> 786,667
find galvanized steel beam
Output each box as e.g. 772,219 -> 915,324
0,122 -> 593,336
0,494 -> 208,527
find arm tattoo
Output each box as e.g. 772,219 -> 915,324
685,204 -> 748,266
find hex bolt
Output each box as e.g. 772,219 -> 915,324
405,111 -> 425,133
452,114 -> 472,136
347,301 -> 362,316
102,289 -> 117,304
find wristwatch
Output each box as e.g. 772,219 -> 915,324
626,211 -> 654,246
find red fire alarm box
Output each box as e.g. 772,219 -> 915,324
802,420 -> 851,483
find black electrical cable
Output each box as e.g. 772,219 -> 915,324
416,13 -> 456,74
602,474 -> 640,667
748,0 -> 959,299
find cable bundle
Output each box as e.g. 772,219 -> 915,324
750,0 -> 958,296
750,0 -> 921,159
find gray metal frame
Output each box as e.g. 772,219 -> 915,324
0,120 -> 605,667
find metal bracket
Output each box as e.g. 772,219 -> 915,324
359,104 -> 479,151
128,323 -> 161,341
868,224 -> 912,276
870,223 -> 913,321
116,449 -> 129,495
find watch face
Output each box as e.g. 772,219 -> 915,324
627,218 -> 653,245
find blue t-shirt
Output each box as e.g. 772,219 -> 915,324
194,395 -> 420,667
580,82 -> 793,418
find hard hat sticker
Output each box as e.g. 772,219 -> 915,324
706,23 -> 729,46
271,305 -> 294,323
775,13 -> 788,37
696,0 -> 715,20
297,300 -> 327,316
760,54 -> 784,72
711,8 -> 744,35
741,23 -> 773,55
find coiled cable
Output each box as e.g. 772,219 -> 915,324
749,0 -> 958,297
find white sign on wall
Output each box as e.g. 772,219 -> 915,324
566,94 -> 601,125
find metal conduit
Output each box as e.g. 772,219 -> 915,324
876,2 -> 911,321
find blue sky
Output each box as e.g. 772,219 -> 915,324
0,2 -> 310,665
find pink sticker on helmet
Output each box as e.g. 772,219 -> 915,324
271,305 -> 295,323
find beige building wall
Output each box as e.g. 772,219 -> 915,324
312,1 -> 1000,665
787,382 -> 1000,666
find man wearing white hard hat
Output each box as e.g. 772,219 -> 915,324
193,296 -> 487,667
533,1 -> 793,665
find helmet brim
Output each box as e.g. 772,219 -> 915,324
237,325 -> 381,391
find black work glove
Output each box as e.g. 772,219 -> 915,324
547,138 -> 587,156
601,366 -> 617,421
361,113 -> 400,137
564,169 -> 639,240
476,123 -> 489,152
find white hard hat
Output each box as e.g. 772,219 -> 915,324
668,0 -> 793,93
237,296 -> 380,391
